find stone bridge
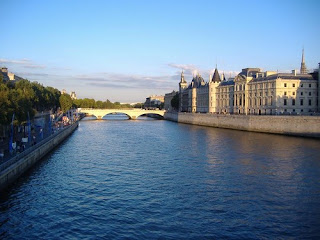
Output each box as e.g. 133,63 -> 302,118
79,108 -> 165,120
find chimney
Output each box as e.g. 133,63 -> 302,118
292,69 -> 297,76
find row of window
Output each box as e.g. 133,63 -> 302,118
248,98 -> 272,107
284,99 -> 312,106
249,92 -> 274,97
284,91 -> 313,96
249,83 -> 275,90
284,83 -> 312,88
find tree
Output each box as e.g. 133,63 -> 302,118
59,94 -> 72,112
171,93 -> 179,110
133,103 -> 143,108
0,82 -> 10,125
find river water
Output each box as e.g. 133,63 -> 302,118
1,116 -> 320,239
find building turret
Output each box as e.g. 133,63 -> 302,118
179,70 -> 188,112
209,67 -> 221,113
212,67 -> 221,83
300,48 -> 307,74
221,72 -> 225,82
180,70 -> 186,83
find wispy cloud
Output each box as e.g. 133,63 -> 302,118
15,72 -> 51,77
0,58 -> 46,69
0,58 -> 31,64
23,64 -> 46,69
73,72 -> 176,90
168,63 -> 199,75
168,62 -> 239,78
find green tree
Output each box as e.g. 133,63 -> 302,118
0,82 -> 10,125
96,100 -> 104,108
59,94 -> 72,112
133,103 -> 143,108
72,98 -> 82,108
171,93 -> 179,110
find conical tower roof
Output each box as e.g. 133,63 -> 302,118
212,68 -> 221,83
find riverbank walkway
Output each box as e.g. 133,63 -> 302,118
0,110 -> 80,170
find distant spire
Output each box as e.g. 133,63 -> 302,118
180,69 -> 186,83
300,48 -> 307,74
221,72 -> 224,81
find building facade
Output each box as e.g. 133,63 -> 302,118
144,95 -> 164,109
179,53 -> 320,115
1,67 -> 16,81
70,91 -> 77,100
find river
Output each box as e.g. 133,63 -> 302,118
1,116 -> 320,239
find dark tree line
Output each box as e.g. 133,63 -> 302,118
171,93 -> 179,110
72,98 -> 143,109
0,79 -> 61,125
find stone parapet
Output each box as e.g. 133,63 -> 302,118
0,122 -> 78,192
164,112 -> 320,138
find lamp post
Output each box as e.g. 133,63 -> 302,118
28,112 -> 31,147
9,113 -> 15,153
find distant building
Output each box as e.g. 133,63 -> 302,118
164,90 -> 178,111
179,50 -> 320,115
144,95 -> 164,109
1,67 -> 16,81
61,89 -> 67,94
70,91 -> 77,100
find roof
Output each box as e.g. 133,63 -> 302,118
212,68 -> 221,83
250,73 -> 316,82
188,74 -> 205,89
219,80 -> 235,86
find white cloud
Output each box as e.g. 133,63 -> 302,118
0,58 -> 31,64
0,58 -> 46,69
73,72 -> 176,90
168,63 -> 199,75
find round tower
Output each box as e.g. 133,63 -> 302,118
209,67 -> 221,113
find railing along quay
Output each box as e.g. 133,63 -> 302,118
0,123 -> 75,174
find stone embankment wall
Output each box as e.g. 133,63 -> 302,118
0,122 -> 78,192
164,112 -> 320,138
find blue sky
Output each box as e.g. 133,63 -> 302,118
1,0 -> 319,102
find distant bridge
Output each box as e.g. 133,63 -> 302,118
79,108 -> 165,120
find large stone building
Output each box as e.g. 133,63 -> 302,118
179,52 -> 320,115
70,91 -> 77,100
1,67 -> 22,82
144,95 -> 164,109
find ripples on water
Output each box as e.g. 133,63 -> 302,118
1,116 -> 320,239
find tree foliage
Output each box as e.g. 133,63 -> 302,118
72,98 -> 134,109
59,94 -> 73,112
171,93 -> 179,110
0,79 -> 61,125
